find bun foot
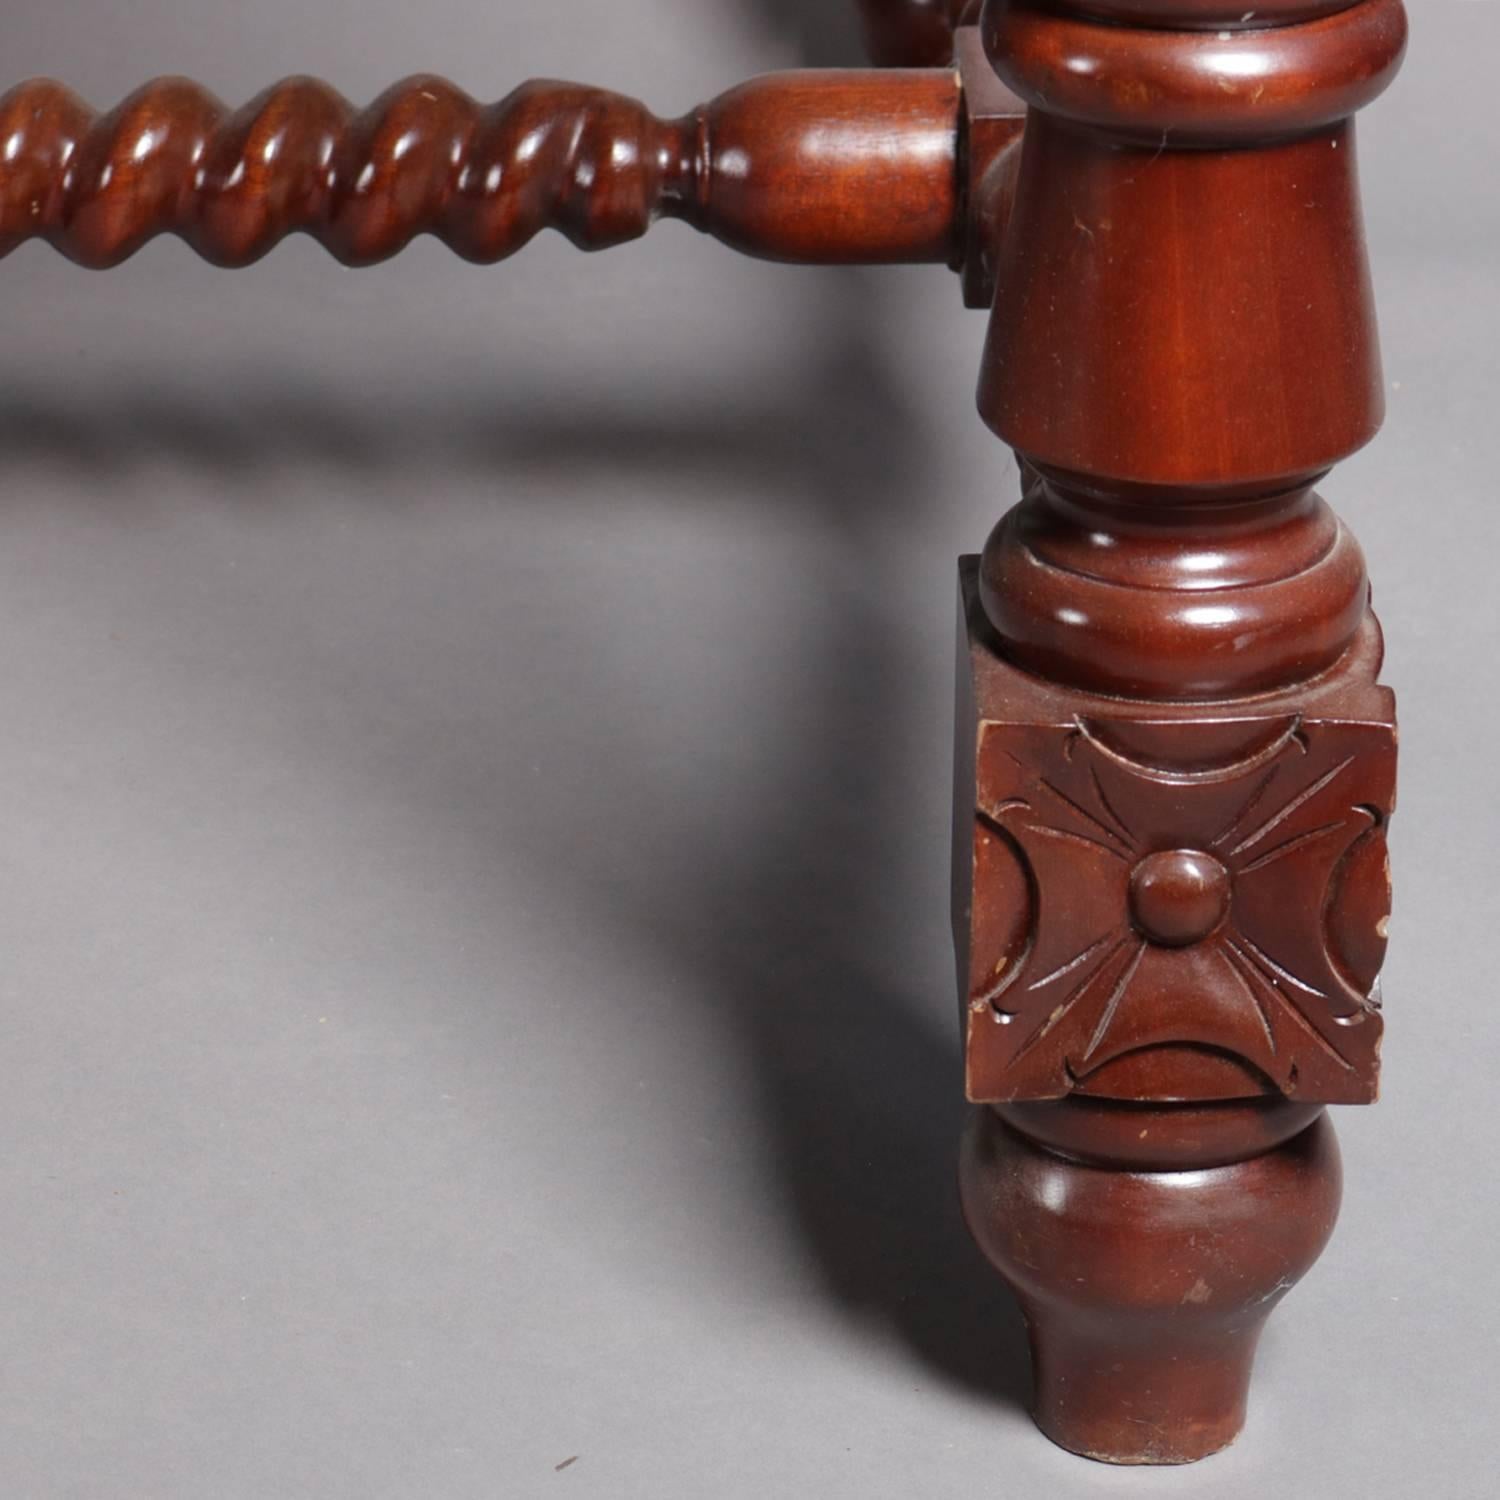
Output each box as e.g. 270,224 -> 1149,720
959,1100 -> 1343,1465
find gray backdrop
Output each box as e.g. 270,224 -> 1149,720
0,3 -> 1493,1497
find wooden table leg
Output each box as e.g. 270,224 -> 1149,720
951,0 -> 1407,1462
0,0 -> 1409,1458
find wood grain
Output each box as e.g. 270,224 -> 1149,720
0,70 -> 962,268
0,1 -> 1411,1464
953,0 -> 1406,1461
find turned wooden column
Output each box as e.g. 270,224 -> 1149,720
0,1 -> 1408,1462
953,0 -> 1406,1464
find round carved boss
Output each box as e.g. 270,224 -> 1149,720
1129,849 -> 1233,948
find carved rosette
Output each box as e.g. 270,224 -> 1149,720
955,564 -> 1396,1107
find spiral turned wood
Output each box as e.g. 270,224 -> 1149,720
0,70 -> 963,269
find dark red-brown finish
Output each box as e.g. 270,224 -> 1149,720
0,70 -> 962,268
961,1103 -> 1343,1464
1046,0 -> 1362,24
983,0 -> 1406,142
0,1 -> 1408,1468
977,477 -> 1373,699
949,0 -> 1405,1464
955,563 -> 1394,1107
857,0 -> 983,65
997,1095 -> 1325,1171
953,26 -> 1027,307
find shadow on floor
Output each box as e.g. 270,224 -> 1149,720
0,0 -> 1032,1414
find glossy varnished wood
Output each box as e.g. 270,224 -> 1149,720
955,563 -> 1394,1106
961,1103 -> 1343,1464
952,0 -> 1405,1461
0,0 -> 1409,1468
1038,0 -> 1365,22
0,71 -> 963,268
982,0 -> 1406,142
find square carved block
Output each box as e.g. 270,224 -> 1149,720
954,560 -> 1397,1106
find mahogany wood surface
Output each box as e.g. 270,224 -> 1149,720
0,0 -> 1408,1468
953,0 -> 1405,1461
0,71 -> 964,268
961,1102 -> 1344,1465
855,0 -> 982,65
